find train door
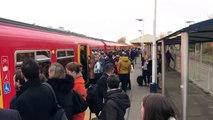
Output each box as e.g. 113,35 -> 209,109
79,45 -> 89,82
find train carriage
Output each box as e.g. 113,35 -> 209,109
0,22 -> 83,108
0,18 -> 127,108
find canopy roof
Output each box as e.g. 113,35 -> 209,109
157,19 -> 213,45
130,34 -> 155,44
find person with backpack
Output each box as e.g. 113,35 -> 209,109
99,75 -> 130,120
66,62 -> 87,120
16,59 -> 55,120
87,63 -> 115,118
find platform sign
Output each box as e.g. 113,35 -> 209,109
1,56 -> 10,83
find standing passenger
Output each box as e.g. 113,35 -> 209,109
96,63 -> 115,116
166,50 -> 174,71
88,55 -> 96,84
94,55 -> 102,83
142,55 -> 151,86
16,59 -> 55,120
99,75 -> 130,120
10,69 -> 26,109
66,62 -> 87,120
117,52 -> 131,92
48,63 -> 74,119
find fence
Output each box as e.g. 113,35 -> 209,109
172,53 -> 213,94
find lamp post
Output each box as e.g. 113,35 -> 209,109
150,0 -> 157,92
136,19 -> 145,56
138,29 -> 143,51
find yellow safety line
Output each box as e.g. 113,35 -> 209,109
0,70 -> 3,108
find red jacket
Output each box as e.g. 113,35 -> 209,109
72,73 -> 87,120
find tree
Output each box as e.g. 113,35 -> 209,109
117,37 -> 127,44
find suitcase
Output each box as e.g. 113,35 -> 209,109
137,75 -> 143,86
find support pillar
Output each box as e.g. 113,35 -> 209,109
181,32 -> 189,120
161,40 -> 165,96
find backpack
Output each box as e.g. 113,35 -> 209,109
72,90 -> 88,115
43,83 -> 68,120
86,84 -> 102,113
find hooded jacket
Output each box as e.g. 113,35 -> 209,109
118,56 -> 131,74
48,75 -> 74,120
100,89 -> 130,120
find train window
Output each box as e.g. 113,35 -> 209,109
16,52 -> 35,66
67,50 -> 74,57
36,51 -> 51,78
57,49 -> 74,67
36,51 -> 50,62
15,50 -> 51,79
57,51 -> 66,57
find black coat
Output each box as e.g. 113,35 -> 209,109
48,75 -> 74,120
97,73 -> 109,100
100,89 -> 130,120
96,73 -> 109,112
10,81 -> 30,109
16,79 -> 55,120
0,108 -> 22,120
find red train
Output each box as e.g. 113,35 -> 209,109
0,18 -> 127,108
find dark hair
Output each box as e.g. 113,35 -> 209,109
142,94 -> 176,120
14,69 -> 25,85
107,52 -> 112,59
21,59 -> 39,79
66,62 -> 81,73
107,75 -> 120,89
157,54 -> 162,59
104,63 -> 114,73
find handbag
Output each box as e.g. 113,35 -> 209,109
43,83 -> 68,120
72,90 -> 88,115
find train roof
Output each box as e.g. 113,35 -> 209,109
0,17 -> 88,38
0,17 -> 117,45
0,17 -> 106,48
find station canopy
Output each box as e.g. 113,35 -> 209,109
157,19 -> 213,45
130,34 -> 155,44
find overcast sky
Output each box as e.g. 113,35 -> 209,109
0,0 -> 213,42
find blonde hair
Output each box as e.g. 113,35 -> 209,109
48,63 -> 65,79
144,55 -> 149,60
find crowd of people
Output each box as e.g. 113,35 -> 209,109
0,48 -> 177,120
